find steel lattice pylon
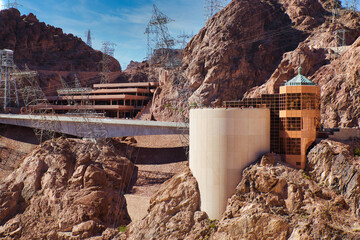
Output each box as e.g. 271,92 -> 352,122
56,74 -> 112,149
6,0 -> 20,9
145,4 -> 178,68
101,41 -> 116,84
177,31 -> 192,49
347,0 -> 359,12
0,49 -> 20,112
204,0 -> 228,23
13,65 -> 61,144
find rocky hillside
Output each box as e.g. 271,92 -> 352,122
244,1 -> 360,128
312,37 -> 360,128
150,0 -> 360,128
0,137 -> 135,239
0,8 -> 120,72
118,140 -> 360,239
151,0 -> 305,121
0,8 -> 159,95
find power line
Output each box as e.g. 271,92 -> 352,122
145,4 -> 178,69
25,24 -> 303,97
177,31 -> 193,49
204,0 -> 228,23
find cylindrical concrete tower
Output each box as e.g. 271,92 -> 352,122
189,108 -> 270,219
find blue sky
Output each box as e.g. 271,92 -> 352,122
0,0 -> 208,69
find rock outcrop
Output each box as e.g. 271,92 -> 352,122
246,30 -> 360,128
211,148 -> 360,239
0,137 -> 134,239
312,37 -> 360,127
118,142 -> 360,239
308,139 -> 360,216
150,0 -> 360,129
243,2 -> 360,128
181,0 -> 303,105
118,168 -> 200,239
0,8 -> 120,72
150,0 -> 320,121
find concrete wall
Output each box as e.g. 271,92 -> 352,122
189,108 -> 270,219
329,128 -> 360,141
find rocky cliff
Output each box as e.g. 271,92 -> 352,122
0,137 -> 134,239
0,8 -> 120,72
0,8 -> 154,95
312,37 -> 360,128
243,1 -> 360,128
150,0 -> 360,128
118,140 -> 360,239
151,0 -> 306,121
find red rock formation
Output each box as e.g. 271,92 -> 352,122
0,8 -> 120,72
182,0 -> 305,105
116,141 -> 360,239
244,6 -> 360,127
118,168 -> 200,240
150,0 -> 310,121
150,0 -> 360,129
0,137 -> 134,239
124,61 -> 151,83
312,37 -> 360,127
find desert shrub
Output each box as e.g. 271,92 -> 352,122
118,225 -> 127,232
354,148 -> 360,156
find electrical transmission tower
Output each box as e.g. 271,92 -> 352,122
12,65 -> 62,143
0,49 -> 20,112
100,41 -> 116,83
86,29 -> 92,48
331,0 -> 347,55
145,4 -> 177,68
6,0 -> 20,8
74,74 -> 81,88
332,0 -> 340,23
177,31 -> 192,49
335,29 -> 346,47
204,0 -> 227,23
348,0 -> 358,12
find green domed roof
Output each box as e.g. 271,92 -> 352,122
284,67 -> 316,86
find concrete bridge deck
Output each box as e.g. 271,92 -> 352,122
0,114 -> 188,138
